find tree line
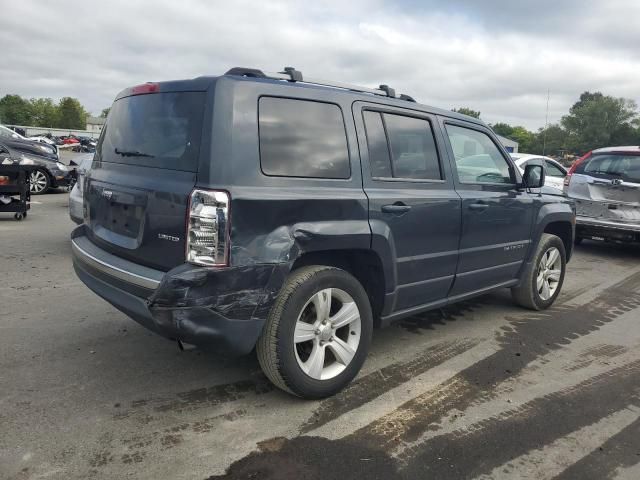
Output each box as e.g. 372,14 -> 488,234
455,91 -> 639,156
0,94 -> 100,130
1,90 -> 638,154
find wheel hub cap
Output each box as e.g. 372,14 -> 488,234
537,246 -> 562,301
293,288 -> 362,381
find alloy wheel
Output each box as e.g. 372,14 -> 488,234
293,288 -> 362,380
536,247 -> 562,301
30,170 -> 48,194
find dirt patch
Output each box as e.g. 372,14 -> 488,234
301,339 -> 479,433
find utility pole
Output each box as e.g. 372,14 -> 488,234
542,89 -> 550,155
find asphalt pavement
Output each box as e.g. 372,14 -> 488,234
2,192 -> 640,480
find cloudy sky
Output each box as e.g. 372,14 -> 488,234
2,0 -> 638,129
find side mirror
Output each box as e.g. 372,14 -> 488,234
522,163 -> 545,189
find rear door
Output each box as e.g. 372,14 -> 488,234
85,90 -> 206,271
441,120 -> 534,297
354,102 -> 461,313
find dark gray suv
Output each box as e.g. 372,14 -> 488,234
71,67 -> 575,398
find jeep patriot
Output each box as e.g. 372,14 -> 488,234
71,67 -> 575,398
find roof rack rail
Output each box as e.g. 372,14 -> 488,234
224,66 -> 415,102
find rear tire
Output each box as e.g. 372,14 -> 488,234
512,233 -> 566,310
257,266 -> 373,399
29,169 -> 50,195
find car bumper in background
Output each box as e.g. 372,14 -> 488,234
576,215 -> 640,241
70,226 -> 287,355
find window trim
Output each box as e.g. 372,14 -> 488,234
443,120 -> 518,187
362,107 -> 446,184
257,95 -> 352,180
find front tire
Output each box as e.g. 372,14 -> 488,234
257,266 -> 373,399
512,233 -> 566,310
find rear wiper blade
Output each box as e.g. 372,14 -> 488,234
592,170 -> 622,177
114,148 -> 154,158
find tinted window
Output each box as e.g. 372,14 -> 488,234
545,160 -> 565,177
259,97 -> 350,179
446,125 -> 512,184
385,114 -> 441,179
98,92 -> 205,171
362,111 -> 442,180
363,111 -> 392,177
579,154 -> 640,183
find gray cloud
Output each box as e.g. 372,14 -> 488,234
1,0 -> 638,130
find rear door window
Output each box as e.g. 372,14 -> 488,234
362,111 -> 442,180
98,92 -> 205,171
259,97 -> 350,179
545,160 -> 566,177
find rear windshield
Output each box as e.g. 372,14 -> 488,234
97,92 -> 205,171
578,154 -> 640,183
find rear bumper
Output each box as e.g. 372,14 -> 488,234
71,226 -> 287,355
576,216 -> 640,241
576,216 -> 640,233
50,171 -> 74,188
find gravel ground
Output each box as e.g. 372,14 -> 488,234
1,192 -> 640,480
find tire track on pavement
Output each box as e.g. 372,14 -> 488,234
552,416 -> 640,480
399,361 -> 640,479
344,271 -> 640,453
300,338 -> 480,433
209,271 -> 640,479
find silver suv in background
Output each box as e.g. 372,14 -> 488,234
564,146 -> 640,244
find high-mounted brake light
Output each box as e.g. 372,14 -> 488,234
186,190 -> 230,266
130,83 -> 160,95
564,151 -> 592,187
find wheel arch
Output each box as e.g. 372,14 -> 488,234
291,249 -> 387,327
530,204 -> 575,263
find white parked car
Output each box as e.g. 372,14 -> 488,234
510,154 -> 567,192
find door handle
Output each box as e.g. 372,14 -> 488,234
382,203 -> 411,214
469,202 -> 489,211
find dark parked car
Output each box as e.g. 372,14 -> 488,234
564,146 -> 640,244
71,68 -> 575,398
0,125 -> 59,161
0,142 -> 73,194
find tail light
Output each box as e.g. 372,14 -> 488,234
564,151 -> 592,187
130,83 -> 159,95
186,189 -> 230,266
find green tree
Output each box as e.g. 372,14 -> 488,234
530,124 -> 569,156
0,94 -> 33,125
29,98 -> 58,127
452,107 -> 481,119
56,97 -> 87,129
100,107 -> 110,118
490,123 -> 535,153
491,122 -> 514,138
561,91 -> 638,153
508,126 -> 535,153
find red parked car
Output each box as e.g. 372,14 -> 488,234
62,136 -> 80,145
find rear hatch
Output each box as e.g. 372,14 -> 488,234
84,87 -> 207,271
568,152 -> 640,225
